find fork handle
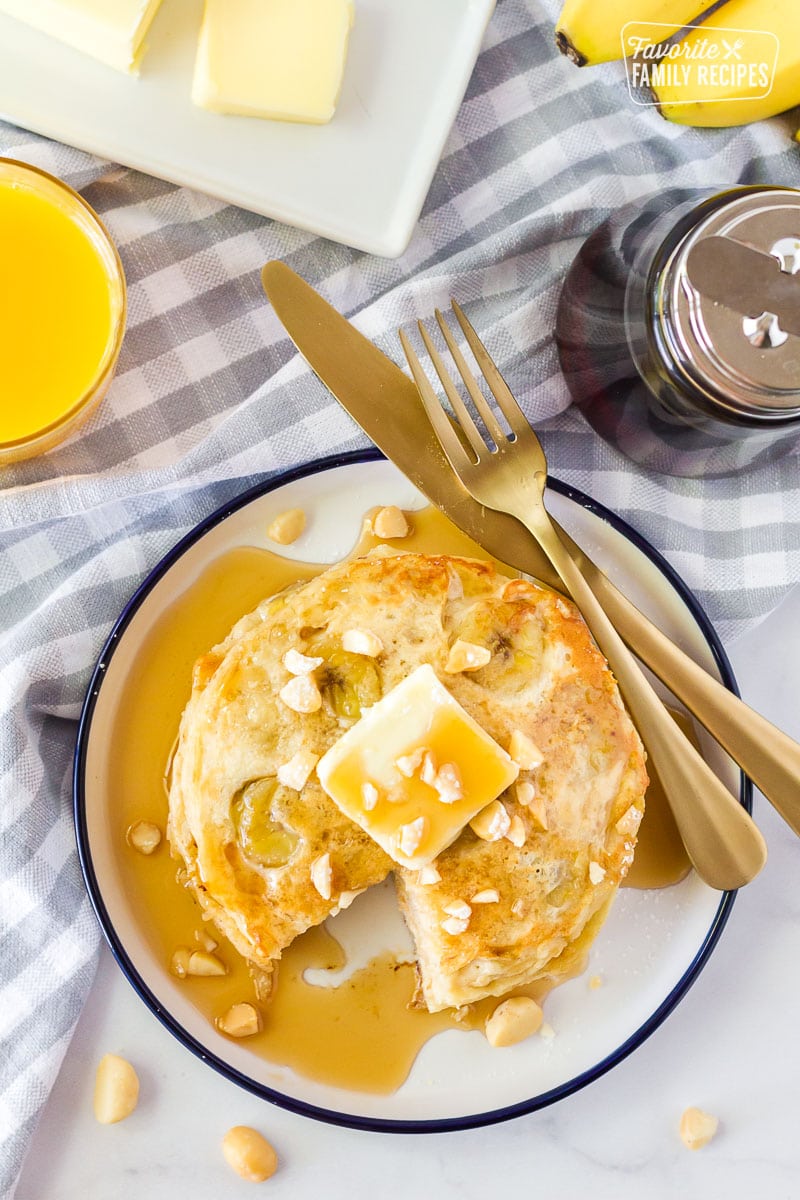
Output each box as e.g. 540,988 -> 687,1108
554,519 -> 800,840
521,503 -> 767,891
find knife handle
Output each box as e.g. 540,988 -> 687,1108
556,520 -> 800,838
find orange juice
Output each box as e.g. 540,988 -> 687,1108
0,159 -> 126,463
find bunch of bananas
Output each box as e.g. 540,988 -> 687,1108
555,0 -> 800,130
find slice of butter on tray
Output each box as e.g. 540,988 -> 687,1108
0,0 -> 165,73
317,664 -> 520,870
192,0 -> 355,124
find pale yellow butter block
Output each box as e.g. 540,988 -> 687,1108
0,0 -> 164,73
192,0 -> 354,124
317,664 -> 519,869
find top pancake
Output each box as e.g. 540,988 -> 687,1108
168,550 -> 647,1008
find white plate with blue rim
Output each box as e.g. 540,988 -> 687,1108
74,450 -> 746,1131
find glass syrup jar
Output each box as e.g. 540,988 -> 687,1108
555,186 -> 800,478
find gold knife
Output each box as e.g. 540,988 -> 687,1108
261,260 -> 800,840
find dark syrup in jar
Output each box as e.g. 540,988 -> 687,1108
556,186 -> 800,478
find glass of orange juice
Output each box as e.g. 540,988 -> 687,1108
0,158 -> 127,464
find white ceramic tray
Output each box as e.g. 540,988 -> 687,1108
0,0 -> 495,257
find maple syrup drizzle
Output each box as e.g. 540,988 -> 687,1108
113,505 -> 689,1095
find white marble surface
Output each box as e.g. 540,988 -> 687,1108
16,583 -> 800,1200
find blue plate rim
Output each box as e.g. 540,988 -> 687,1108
73,446 -> 748,1134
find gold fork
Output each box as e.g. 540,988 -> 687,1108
399,302 -> 767,892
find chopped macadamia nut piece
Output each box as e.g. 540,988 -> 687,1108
316,664 -> 518,869
589,861 -> 606,885
372,506 -> 410,539
508,729 -> 544,770
170,947 -> 192,978
188,950 -> 227,977
485,997 -> 544,1047
335,888 -> 364,911
418,863 -> 441,885
93,1054 -> 139,1125
471,888 -> 500,904
589,974 -> 604,990
277,749 -> 319,791
217,1002 -> 261,1038
511,898 -> 525,916
539,1021 -> 556,1041
470,799 -> 511,842
434,762 -> 463,804
527,793 -> 549,832
441,915 -> 470,936
443,899 -> 471,921
126,820 -> 161,855
506,814 -> 526,847
398,816 -> 427,857
222,1126 -> 278,1183
194,929 -> 218,952
342,628 -> 384,657
444,639 -> 492,674
279,674 -> 322,714
361,781 -> 379,810
283,647 -> 324,675
680,1107 -> 719,1151
419,750 -> 437,787
396,747 -> 425,778
310,852 -> 332,900
515,781 -> 535,807
267,507 -> 306,545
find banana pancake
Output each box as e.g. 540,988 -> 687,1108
168,550 -> 647,1009
395,574 -> 647,1010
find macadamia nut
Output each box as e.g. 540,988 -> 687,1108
222,1126 -> 278,1182
93,1054 -> 139,1125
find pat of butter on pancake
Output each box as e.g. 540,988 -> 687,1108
317,664 -> 520,869
192,0 -> 355,124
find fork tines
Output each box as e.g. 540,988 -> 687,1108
401,300 -> 534,464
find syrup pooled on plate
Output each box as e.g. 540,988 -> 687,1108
114,505 -> 689,1093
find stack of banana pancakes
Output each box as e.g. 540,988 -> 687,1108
169,550 -> 648,1013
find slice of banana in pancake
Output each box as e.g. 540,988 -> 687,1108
168,550 -> 647,1010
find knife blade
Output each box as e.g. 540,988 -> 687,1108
261,260 -> 565,587
261,259 -> 800,839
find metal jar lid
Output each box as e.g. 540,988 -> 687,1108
656,188 -> 800,421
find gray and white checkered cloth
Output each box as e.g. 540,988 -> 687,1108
2,1 -> 800,1193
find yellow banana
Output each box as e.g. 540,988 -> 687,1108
653,0 -> 800,125
555,0 -> 723,66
